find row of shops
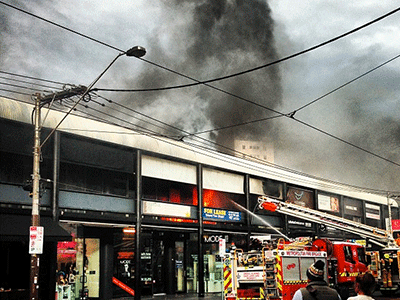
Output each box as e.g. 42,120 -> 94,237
0,98 -> 397,300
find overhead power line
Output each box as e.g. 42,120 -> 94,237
182,52 -> 400,138
0,70 -> 67,85
0,75 -> 62,90
93,7 -> 400,93
1,0 -> 399,91
53,101 -> 399,196
2,91 -> 397,195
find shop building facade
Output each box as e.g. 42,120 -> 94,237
0,98 -> 398,299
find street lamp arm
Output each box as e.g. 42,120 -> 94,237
40,47 -> 145,148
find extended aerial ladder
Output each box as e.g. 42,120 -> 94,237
257,196 -> 396,248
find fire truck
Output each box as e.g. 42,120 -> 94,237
223,237 -> 368,300
255,196 -> 400,298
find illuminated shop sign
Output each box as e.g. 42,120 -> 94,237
202,208 -> 241,222
142,200 -> 194,218
202,234 -> 228,243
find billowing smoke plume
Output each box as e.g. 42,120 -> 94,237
123,0 -> 282,153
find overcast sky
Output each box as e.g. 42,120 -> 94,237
2,0 -> 400,193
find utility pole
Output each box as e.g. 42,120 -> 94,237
28,87 -> 86,300
28,86 -> 86,299
29,93 -> 42,300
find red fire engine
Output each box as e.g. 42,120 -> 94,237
254,196 -> 400,298
223,236 -> 367,300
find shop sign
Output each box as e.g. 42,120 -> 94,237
318,194 -> 339,213
112,277 -> 135,296
143,201 -> 193,218
29,226 -> 44,254
141,252 -> 151,260
202,208 -> 241,222
203,234 -> 225,243
288,218 -> 312,228
365,203 -> 380,220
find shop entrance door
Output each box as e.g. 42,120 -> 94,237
152,232 -> 186,295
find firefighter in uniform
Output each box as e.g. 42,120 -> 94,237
292,260 -> 341,300
381,253 -> 393,288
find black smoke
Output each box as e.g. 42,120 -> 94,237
124,0 -> 282,153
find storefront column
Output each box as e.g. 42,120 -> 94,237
283,183 -> 289,235
197,164 -> 205,297
100,231 -> 114,300
52,131 -> 60,221
245,174 -> 251,245
135,150 -> 142,300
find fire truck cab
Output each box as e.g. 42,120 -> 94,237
224,246 -> 328,300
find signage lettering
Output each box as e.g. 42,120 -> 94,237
202,208 -> 241,222
203,235 -> 224,243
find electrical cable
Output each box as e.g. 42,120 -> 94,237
93,7 -> 400,93
2,87 -> 387,196
78,92 -> 400,195
0,1 -> 121,53
180,52 -> 400,138
0,81 -> 50,92
294,118 -> 400,168
0,75 -> 63,90
293,53 -> 400,113
0,70 -> 67,85
92,93 -> 277,156
1,0 -> 399,91
181,114 -> 282,138
0,88 -> 32,96
4,66 -> 400,187
56,102 -> 399,196
40,52 -> 126,148
3,89 -> 397,195
93,93 -> 184,137
67,100 -> 169,137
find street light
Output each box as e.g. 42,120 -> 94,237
29,46 -> 146,300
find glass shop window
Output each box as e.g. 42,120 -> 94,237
142,177 -> 197,205
202,189 -> 245,210
56,238 -> 100,300
59,162 -> 134,197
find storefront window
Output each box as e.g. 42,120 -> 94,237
203,189 -> 245,210
56,238 -> 99,300
142,177 -> 197,205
